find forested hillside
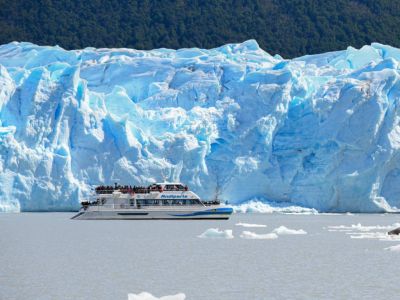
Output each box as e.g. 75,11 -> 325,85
0,0 -> 399,57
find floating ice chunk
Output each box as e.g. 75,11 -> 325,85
327,223 -> 400,232
349,232 -> 388,239
240,231 -> 278,240
273,226 -> 307,235
384,244 -> 400,252
235,222 -> 267,228
327,229 -> 353,232
198,228 -> 234,239
348,232 -> 400,241
128,292 -> 186,300
326,222 -> 400,241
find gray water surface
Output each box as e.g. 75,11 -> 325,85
1,213 -> 400,300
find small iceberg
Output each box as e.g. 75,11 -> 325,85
349,232 -> 389,240
198,228 -> 234,239
273,226 -> 307,235
240,231 -> 278,240
326,223 -> 400,241
328,223 -> 400,232
384,244 -> 400,252
128,292 -> 186,300
235,222 -> 267,228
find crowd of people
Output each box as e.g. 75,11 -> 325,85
94,183 -> 190,194
95,184 -> 156,194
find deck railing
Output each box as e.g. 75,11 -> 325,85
83,203 -> 211,210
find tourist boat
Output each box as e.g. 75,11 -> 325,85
71,182 -> 233,220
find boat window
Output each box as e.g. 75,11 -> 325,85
148,184 -> 158,191
176,184 -> 184,190
192,199 -> 202,205
164,184 -> 186,191
137,199 -> 146,206
165,185 -> 173,191
136,199 -> 155,206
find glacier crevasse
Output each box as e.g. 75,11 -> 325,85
1,40 -> 400,212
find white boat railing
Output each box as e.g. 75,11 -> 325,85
84,203 -> 211,210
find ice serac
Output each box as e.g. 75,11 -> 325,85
1,40 -> 400,212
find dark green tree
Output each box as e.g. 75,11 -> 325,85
1,0 -> 400,58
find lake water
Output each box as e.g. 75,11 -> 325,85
1,213 -> 400,299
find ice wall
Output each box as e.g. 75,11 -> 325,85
1,40 -> 400,212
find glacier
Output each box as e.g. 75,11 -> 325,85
1,40 -> 400,212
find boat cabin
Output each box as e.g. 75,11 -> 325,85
82,182 -> 221,210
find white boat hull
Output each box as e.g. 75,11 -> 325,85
72,206 -> 233,220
